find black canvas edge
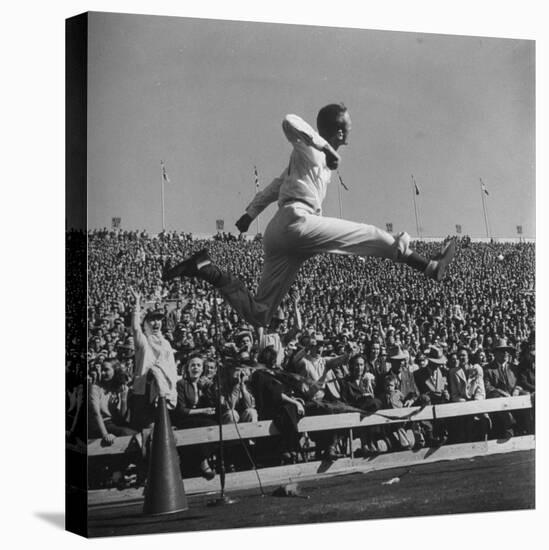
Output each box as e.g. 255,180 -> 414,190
65,11 -> 88,538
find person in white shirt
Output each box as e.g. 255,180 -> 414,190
128,288 -> 178,430
164,104 -> 456,328
447,348 -> 490,442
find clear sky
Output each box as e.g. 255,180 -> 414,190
86,11 -> 535,238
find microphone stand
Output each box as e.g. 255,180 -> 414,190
207,292 -> 238,506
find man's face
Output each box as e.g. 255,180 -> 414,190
495,350 -> 508,364
458,350 -> 468,366
239,335 -> 252,351
390,359 -> 404,373
335,112 -> 352,147
350,358 -> 365,379
149,318 -> 162,334
285,340 -> 297,356
307,338 -> 323,355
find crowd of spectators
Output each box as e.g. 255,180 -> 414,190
65,229 -> 535,486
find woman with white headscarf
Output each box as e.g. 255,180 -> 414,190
129,288 -> 178,430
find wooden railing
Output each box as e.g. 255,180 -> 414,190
87,395 -> 533,457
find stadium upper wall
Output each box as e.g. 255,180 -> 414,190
81,230 -> 535,243
188,233 -> 535,243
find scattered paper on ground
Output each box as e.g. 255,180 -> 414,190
382,477 -> 400,485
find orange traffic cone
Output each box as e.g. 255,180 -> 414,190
143,396 -> 188,515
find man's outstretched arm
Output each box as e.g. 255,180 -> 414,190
236,176 -> 283,232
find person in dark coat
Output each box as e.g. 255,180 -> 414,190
413,346 -> 450,446
483,338 -> 532,438
339,354 -> 382,454
171,354 -> 217,480
250,346 -> 306,463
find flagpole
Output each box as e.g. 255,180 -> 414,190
411,175 -> 421,238
337,180 -> 343,219
479,178 -> 489,239
161,161 -> 166,232
254,166 -> 261,235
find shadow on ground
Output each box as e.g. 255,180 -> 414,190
34,512 -> 65,530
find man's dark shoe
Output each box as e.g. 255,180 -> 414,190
162,249 -> 211,282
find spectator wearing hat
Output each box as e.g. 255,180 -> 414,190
128,289 -> 178,430
483,338 -> 529,438
377,374 -> 415,451
414,346 -> 449,405
384,344 -> 419,406
484,338 -> 522,398
447,348 -> 490,443
414,346 -> 450,446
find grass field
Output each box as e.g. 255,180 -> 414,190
88,449 -> 534,538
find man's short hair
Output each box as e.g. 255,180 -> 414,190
317,103 -> 348,137
349,354 -> 365,369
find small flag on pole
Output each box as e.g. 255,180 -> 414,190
456,224 -> 462,234
161,160 -> 170,184
216,219 -> 224,231
386,222 -> 393,232
480,179 -> 489,195
112,217 -> 121,229
517,225 -> 523,235
412,176 -> 420,195
254,166 -> 259,192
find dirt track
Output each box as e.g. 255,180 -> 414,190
88,450 -> 534,538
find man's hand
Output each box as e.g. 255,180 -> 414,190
289,288 -> 300,303
235,213 -> 252,233
323,145 -> 341,170
129,287 -> 141,307
102,433 -> 116,446
294,400 -> 305,416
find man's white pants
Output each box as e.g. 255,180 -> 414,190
219,203 -> 407,327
